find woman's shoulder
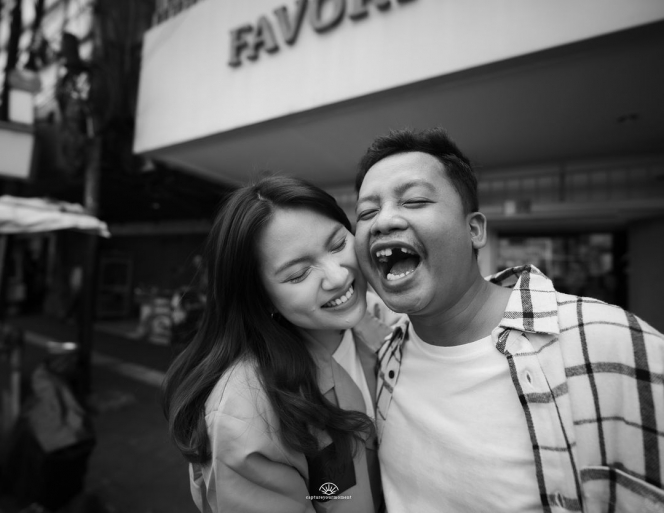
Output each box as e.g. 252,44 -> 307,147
353,290 -> 405,351
204,356 -> 273,423
365,289 -> 405,328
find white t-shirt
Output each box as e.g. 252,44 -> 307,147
332,329 -> 375,419
380,324 -> 541,513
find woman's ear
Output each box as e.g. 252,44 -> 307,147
467,211 -> 488,250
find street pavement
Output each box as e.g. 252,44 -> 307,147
0,315 -> 197,513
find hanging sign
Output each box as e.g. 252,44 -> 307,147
229,0 -> 416,67
153,0 -> 201,26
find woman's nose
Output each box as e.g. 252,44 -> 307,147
321,260 -> 349,290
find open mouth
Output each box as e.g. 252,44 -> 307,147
374,246 -> 422,282
322,282 -> 355,308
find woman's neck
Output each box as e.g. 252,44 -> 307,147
300,328 -> 345,354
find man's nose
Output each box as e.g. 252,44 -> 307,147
321,260 -> 349,290
371,205 -> 408,235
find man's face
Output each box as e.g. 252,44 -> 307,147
355,151 -> 482,317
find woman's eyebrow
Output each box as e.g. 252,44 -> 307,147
275,255 -> 310,276
273,225 -> 344,276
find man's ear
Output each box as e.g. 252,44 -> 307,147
467,211 -> 488,250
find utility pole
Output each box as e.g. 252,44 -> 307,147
0,0 -> 22,121
77,134 -> 101,398
75,2 -> 103,399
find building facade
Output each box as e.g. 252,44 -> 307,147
131,0 -> 664,329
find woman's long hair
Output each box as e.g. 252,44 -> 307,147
162,175 -> 374,465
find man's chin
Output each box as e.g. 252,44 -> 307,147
373,287 -> 426,315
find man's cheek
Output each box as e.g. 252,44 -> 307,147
353,232 -> 368,258
356,251 -> 372,273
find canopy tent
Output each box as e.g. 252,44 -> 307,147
0,195 -> 110,237
0,195 -> 108,440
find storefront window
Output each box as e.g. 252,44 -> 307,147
497,233 -> 626,307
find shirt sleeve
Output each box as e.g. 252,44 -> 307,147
191,407 -> 314,513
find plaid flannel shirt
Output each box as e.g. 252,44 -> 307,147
375,265 -> 664,512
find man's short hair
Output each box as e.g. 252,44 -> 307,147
355,127 -> 479,214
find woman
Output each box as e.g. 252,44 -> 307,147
162,175 -> 394,512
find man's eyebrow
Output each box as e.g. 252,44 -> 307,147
273,225 -> 344,276
357,180 -> 436,205
394,180 -> 436,195
356,193 -> 380,206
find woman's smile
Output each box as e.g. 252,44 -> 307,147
322,282 -> 356,309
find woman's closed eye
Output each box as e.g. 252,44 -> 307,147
331,237 -> 347,252
287,268 -> 311,283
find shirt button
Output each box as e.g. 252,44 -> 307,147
524,370 -> 534,386
388,370 -> 395,379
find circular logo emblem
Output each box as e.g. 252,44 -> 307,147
319,482 -> 339,496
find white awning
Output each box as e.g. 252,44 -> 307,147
0,196 -> 110,237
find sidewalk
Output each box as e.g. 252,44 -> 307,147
0,315 -> 197,513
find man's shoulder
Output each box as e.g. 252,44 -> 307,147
556,292 -> 661,336
491,265 -> 662,340
554,292 -> 664,367
555,291 -> 624,323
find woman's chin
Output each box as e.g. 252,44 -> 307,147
325,297 -> 367,330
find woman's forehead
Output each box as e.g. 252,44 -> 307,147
258,208 -> 345,272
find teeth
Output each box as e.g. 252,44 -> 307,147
375,247 -> 416,259
386,269 -> 416,281
323,285 -> 354,308
375,248 -> 392,258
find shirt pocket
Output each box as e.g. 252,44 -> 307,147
580,466 -> 664,513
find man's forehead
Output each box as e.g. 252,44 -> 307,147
358,153 -> 450,200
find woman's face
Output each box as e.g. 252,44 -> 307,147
257,207 -> 368,341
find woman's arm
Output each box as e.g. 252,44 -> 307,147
192,361 -> 314,513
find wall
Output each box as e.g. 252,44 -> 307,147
628,217 -> 664,332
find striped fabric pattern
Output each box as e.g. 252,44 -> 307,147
375,265 -> 664,512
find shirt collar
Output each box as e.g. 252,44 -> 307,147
487,264 -> 561,335
302,330 -> 338,395
384,316 -> 410,350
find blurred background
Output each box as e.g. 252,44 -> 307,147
0,0 -> 662,511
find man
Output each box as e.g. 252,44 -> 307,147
353,127 -> 664,512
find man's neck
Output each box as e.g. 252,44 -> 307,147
409,276 -> 512,347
